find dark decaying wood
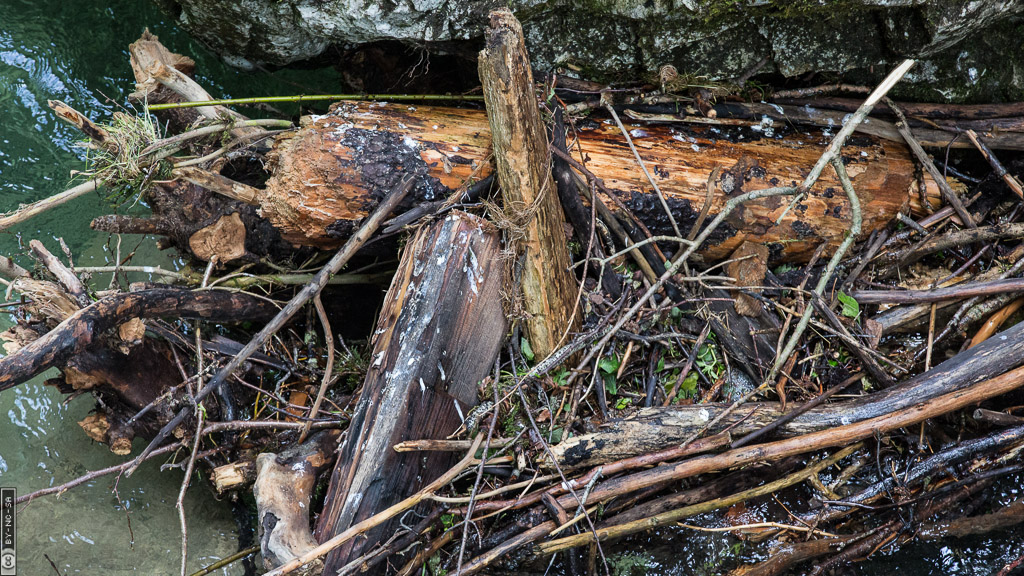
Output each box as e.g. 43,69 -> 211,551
478,8 -> 579,358
549,318 -> 1024,467
0,288 -> 277,391
254,429 -> 342,573
59,339 -> 182,453
314,211 -> 506,572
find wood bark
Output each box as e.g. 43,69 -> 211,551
314,211 -> 506,572
549,317 -> 1024,467
478,8 -> 579,358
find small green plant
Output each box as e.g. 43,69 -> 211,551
424,552 -> 447,576
608,551 -> 655,576
695,340 -> 725,381
837,291 -> 860,319
551,367 -> 570,387
81,108 -> 164,205
670,370 -> 700,401
334,343 -> 370,391
440,513 -> 456,531
599,354 -> 621,395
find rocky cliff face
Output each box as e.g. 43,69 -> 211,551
152,0 -> 1024,102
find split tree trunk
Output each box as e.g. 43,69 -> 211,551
314,211 -> 506,573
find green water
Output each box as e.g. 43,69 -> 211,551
0,1 -> 340,573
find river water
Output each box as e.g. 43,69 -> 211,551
0,1 -> 339,573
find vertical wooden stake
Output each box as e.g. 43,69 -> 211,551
479,8 -> 579,358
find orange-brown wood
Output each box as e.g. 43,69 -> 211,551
262,100 -> 939,262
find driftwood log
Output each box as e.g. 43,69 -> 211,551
314,211 -> 506,573
0,288 -> 276,392
550,318 -> 1024,468
0,287 -> 278,452
254,429 -> 342,574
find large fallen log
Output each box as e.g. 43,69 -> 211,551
249,101 -> 942,263
314,211 -> 506,573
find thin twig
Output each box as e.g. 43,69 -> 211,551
965,129 -> 1024,198
298,294 -> 335,443
455,363 -> 502,575
177,405 -> 205,576
852,277 -> 1024,304
774,59 -> 915,225
0,179 -> 100,231
604,103 -> 681,237
889,98 -> 976,227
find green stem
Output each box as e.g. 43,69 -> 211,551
148,93 -> 485,111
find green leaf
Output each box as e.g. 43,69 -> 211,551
552,367 -> 570,386
441,514 -> 456,530
678,371 -> 699,399
837,291 -> 860,318
520,337 -> 535,362
614,397 -> 631,410
598,356 -> 620,374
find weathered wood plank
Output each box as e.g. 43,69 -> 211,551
314,211 -> 506,572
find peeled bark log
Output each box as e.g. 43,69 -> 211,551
314,211 -> 506,572
254,100 -> 940,263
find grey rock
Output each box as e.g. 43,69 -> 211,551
152,0 -> 1024,102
